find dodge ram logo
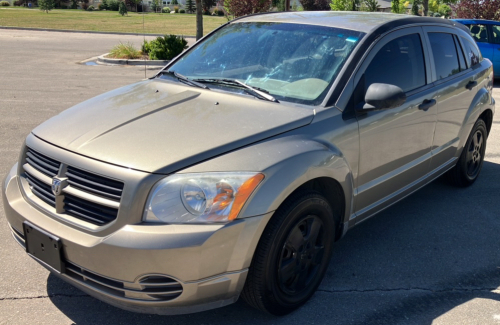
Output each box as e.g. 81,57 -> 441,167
51,178 -> 63,196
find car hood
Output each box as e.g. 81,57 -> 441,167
32,79 -> 314,174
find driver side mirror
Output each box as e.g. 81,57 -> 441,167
358,83 -> 406,111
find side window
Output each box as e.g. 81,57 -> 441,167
364,34 -> 426,93
454,35 -> 467,71
491,25 -> 500,44
428,33 -> 460,80
461,36 -> 482,67
466,24 -> 489,43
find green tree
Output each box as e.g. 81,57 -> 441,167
330,0 -> 351,10
411,0 -> 419,14
437,3 -> 450,17
101,0 -> 109,9
391,0 -> 400,12
39,0 -> 54,12
119,1 -> 127,15
186,0 -> 195,12
151,0 -> 160,11
364,0 -> 379,11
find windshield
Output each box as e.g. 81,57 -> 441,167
164,22 -> 365,105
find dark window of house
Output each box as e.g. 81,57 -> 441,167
364,34 -> 426,93
428,33 -> 461,80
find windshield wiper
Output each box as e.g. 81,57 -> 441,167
193,78 -> 279,103
162,70 -> 209,89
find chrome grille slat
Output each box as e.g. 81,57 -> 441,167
67,179 -> 121,201
66,166 -> 123,202
23,147 -> 122,226
25,172 -> 56,207
64,194 -> 117,225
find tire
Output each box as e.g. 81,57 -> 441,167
446,118 -> 487,187
241,190 -> 336,315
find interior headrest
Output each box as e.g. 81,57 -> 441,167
470,25 -> 480,34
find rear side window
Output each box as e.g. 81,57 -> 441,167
364,34 -> 426,93
428,33 -> 461,80
466,24 -> 489,43
491,25 -> 500,44
461,36 -> 482,67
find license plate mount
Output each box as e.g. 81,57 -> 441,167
23,222 -> 65,273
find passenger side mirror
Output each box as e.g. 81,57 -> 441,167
359,83 -> 406,111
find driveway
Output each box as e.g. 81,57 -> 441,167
1,29 -> 499,325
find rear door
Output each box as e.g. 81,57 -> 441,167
489,24 -> 500,73
422,26 -> 478,170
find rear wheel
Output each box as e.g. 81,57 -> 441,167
241,191 -> 336,315
447,118 -> 487,187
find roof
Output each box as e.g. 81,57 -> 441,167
236,11 -> 467,34
452,19 -> 500,25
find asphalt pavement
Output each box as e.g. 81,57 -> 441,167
1,29 -> 500,325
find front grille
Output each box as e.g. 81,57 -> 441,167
25,171 -> 56,207
66,166 -> 123,202
64,194 -> 118,225
23,147 -> 123,226
65,262 -> 183,301
26,148 -> 60,177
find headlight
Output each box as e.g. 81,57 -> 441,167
143,172 -> 265,224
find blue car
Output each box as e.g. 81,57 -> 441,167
452,19 -> 500,76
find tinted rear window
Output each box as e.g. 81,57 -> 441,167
428,33 -> 461,80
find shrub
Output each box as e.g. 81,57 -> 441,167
179,8 -> 185,12
162,6 -> 170,12
81,2 -> 88,9
101,0 -> 108,9
118,1 -> 127,15
217,8 -> 224,15
39,0 -> 55,12
70,0 -> 77,8
143,35 -> 188,60
109,42 -> 141,59
13,0 -> 23,6
173,5 -> 178,12
108,0 -> 119,10
97,3 -> 104,9
171,0 -> 177,4
0,1 -> 10,6
203,8 -> 210,14
87,5 -> 94,10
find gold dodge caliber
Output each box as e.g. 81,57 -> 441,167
2,12 -> 495,315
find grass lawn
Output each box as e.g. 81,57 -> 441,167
0,8 -> 227,36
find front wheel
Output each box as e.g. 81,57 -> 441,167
241,191 -> 336,315
447,118 -> 487,187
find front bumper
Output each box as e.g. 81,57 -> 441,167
3,163 -> 272,314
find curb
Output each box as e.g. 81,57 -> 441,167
97,53 -> 169,66
0,26 -> 196,39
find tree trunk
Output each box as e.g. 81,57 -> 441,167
422,0 -> 428,16
195,0 -> 203,40
285,0 -> 290,11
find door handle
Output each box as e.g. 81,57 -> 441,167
418,99 -> 436,111
466,80 -> 477,90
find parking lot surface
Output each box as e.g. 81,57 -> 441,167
1,29 -> 500,325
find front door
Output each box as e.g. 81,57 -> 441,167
351,27 -> 437,220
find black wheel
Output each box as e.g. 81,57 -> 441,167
447,118 -> 487,187
241,191 -> 336,315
